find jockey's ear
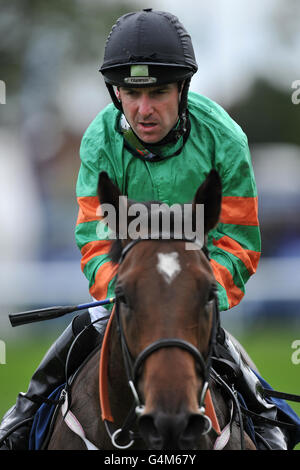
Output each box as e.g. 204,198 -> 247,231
193,170 -> 222,234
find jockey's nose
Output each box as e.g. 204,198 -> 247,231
137,93 -> 153,117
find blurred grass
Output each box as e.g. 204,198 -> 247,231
0,334 -> 57,418
0,325 -> 299,449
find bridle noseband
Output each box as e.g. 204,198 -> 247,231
107,235 -> 220,449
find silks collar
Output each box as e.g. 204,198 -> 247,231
116,113 -> 191,163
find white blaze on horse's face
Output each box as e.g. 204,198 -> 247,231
157,252 -> 181,284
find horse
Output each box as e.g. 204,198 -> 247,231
46,170 -> 257,450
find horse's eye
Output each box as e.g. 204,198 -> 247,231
118,293 -> 127,305
115,286 -> 126,303
115,286 -> 130,308
207,284 -> 218,303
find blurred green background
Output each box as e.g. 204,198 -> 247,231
0,0 -> 300,450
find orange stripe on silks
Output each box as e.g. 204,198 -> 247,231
210,259 -> 244,309
89,261 -> 118,301
76,196 -> 101,225
80,240 -> 112,272
220,196 -> 259,226
213,236 -> 260,275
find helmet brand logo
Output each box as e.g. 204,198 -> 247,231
125,65 -> 157,84
124,77 -> 157,84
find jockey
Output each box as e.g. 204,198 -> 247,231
0,8 -> 297,450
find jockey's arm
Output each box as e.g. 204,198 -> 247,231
208,139 -> 261,311
75,133 -> 118,313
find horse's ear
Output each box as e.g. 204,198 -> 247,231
97,171 -> 129,238
98,171 -> 121,210
193,170 -> 222,234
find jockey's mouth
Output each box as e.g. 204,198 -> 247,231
138,122 -> 158,129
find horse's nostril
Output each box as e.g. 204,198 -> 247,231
139,411 -> 206,450
138,414 -> 164,450
179,413 -> 208,449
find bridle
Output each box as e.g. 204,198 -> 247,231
105,235 -> 221,449
56,235 -> 300,451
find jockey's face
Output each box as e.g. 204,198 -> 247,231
118,83 -> 181,144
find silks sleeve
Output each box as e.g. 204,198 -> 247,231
209,137 -> 261,311
75,134 -> 118,310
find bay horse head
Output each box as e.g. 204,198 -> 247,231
98,170 -> 222,450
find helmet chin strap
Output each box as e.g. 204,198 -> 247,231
106,83 -> 123,112
106,79 -> 191,148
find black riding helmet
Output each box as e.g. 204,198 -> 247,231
99,8 -> 198,155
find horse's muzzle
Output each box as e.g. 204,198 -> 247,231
138,411 -> 209,450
